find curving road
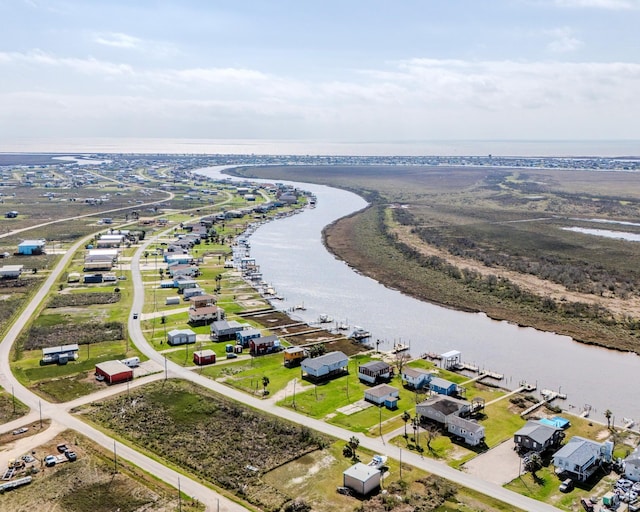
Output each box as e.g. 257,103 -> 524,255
0,179 -> 562,511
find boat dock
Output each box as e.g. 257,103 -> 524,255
520,389 -> 567,417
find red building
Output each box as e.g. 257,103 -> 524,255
193,349 -> 216,366
95,360 -> 134,384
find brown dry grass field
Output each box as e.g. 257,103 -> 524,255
230,165 -> 640,354
0,429 -> 200,512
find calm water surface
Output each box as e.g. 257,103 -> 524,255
198,166 -> 640,424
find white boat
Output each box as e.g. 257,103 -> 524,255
293,303 -> 306,311
318,314 -> 333,323
349,326 -> 371,340
337,320 -> 349,331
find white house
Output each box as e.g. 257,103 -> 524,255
625,447 -> 640,482
301,351 -> 348,380
553,437 -> 614,482
401,366 -> 432,389
446,415 -> 485,447
364,384 -> 399,409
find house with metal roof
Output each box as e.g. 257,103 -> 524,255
624,447 -> 640,482
343,463 -> 381,495
18,239 -> 46,255
364,384 -> 399,409
416,395 -> 485,446
429,376 -> 458,396
210,320 -> 249,341
401,366 -> 433,389
41,344 -> 79,365
167,328 -> 196,346
514,420 -> 564,454
0,265 -> 23,279
416,395 -> 471,424
446,415 -> 485,447
553,436 -> 614,482
301,351 -> 348,381
358,361 -> 392,385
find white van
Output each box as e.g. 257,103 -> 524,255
121,357 -> 140,368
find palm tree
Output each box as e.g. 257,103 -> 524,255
348,436 -> 360,461
605,409 -> 613,429
262,376 -> 270,396
402,411 -> 411,438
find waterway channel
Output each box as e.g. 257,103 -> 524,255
197,166 -> 640,424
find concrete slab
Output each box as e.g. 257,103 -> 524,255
462,439 -> 521,485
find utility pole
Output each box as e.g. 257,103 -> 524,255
39,400 -> 42,428
164,355 -> 168,380
113,441 -> 117,473
12,386 -> 15,414
178,477 -> 182,512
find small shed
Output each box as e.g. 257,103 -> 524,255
18,239 -> 46,255
429,377 -> 458,396
165,296 -> 180,305
193,349 -> 216,366
95,360 -> 133,384
343,463 -> 381,495
364,384 -> 399,408
301,351 -> 348,380
283,346 -> 306,367
167,328 -> 197,346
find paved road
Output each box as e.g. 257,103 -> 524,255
0,186 -> 561,511
129,230 -> 562,512
0,199 -> 247,512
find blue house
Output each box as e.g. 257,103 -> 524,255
18,239 -> 46,255
429,377 -> 458,396
236,327 -> 262,348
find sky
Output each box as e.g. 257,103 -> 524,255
1,0 -> 639,149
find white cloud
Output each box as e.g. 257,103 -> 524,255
552,0 -> 639,9
93,32 -> 142,49
0,50 -> 639,140
0,49 -> 133,76
546,27 -> 583,52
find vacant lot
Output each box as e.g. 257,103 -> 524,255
78,379 -> 329,512
0,429 -> 200,512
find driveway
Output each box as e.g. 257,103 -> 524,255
462,440 -> 522,485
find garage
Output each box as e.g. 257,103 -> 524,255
343,462 -> 381,495
95,360 -> 134,384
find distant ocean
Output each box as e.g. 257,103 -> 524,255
0,137 -> 638,158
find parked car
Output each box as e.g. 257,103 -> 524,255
133,312 -> 139,319
12,427 -> 28,435
44,455 -> 57,467
56,444 -> 68,453
559,478 -> 574,493
226,352 -> 238,359
65,451 -> 77,462
95,373 -> 105,382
